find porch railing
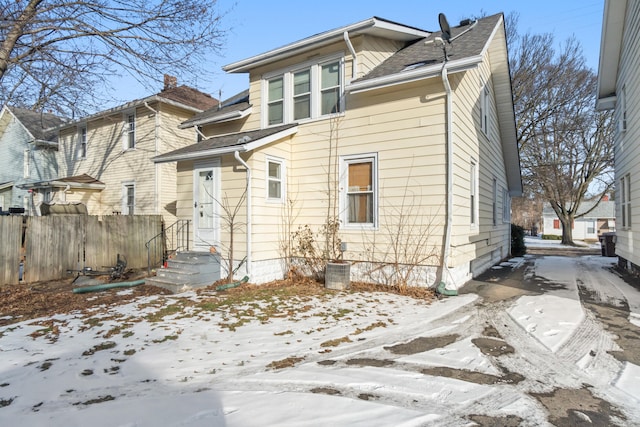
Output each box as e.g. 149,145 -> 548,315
146,219 -> 190,275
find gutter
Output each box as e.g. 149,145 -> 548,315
178,106 -> 252,129
234,151 -> 252,276
144,102 -> 160,215
343,31 -> 357,80
347,55 -> 481,94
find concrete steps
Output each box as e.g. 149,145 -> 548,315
146,251 -> 221,293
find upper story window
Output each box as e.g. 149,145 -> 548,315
23,149 -> 31,178
267,77 -> 284,125
619,85 -> 627,134
77,126 -> 87,159
124,112 -> 136,149
264,56 -> 343,127
480,82 -> 489,134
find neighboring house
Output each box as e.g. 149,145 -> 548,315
154,14 -> 522,289
27,75 -> 218,222
541,199 -> 616,241
0,106 -> 67,214
597,0 -> 640,272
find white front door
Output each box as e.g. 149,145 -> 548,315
193,160 -> 220,250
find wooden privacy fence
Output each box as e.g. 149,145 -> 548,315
0,215 -> 162,285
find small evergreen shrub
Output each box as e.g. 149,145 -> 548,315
511,224 -> 526,256
541,234 -> 562,240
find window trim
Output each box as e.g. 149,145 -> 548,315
470,159 -> 478,228
265,155 -> 285,203
340,152 -> 378,230
502,187 -> 511,223
23,149 -> 30,178
123,111 -> 136,150
620,84 -> 627,134
262,53 -> 344,127
480,82 -> 489,135
77,125 -> 87,160
122,181 -> 136,215
621,173 -> 631,229
492,177 -> 498,227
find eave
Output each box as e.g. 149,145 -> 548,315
596,0 -> 627,110
223,17 -> 430,73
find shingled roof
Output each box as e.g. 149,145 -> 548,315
153,124 -> 297,163
158,85 -> 218,111
347,13 -> 503,95
179,90 -> 251,129
8,106 -> 67,141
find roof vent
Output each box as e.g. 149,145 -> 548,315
459,19 -> 472,26
237,135 -> 252,144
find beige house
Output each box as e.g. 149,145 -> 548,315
597,0 -> 640,273
154,14 -> 522,289
29,76 -> 217,222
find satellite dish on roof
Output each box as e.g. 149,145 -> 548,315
439,13 -> 451,44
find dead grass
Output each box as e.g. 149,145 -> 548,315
0,274 -> 435,328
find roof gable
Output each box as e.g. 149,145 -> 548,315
4,106 -> 67,142
223,17 -> 430,74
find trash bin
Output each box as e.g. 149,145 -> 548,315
599,232 -> 616,257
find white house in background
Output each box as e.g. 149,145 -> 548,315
542,199 -> 616,241
597,0 -> 640,272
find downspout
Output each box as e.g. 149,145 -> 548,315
343,31 -> 357,80
234,151 -> 251,276
438,60 -> 458,296
144,102 -> 160,214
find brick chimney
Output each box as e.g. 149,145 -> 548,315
163,74 -> 177,90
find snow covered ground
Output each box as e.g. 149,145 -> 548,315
1,236 -> 640,426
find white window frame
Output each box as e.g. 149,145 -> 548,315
123,111 -> 136,150
77,125 -> 87,160
340,153 -> 378,230
122,181 -> 136,215
492,177 -> 498,226
262,54 -> 344,127
266,156 -> 285,203
619,85 -> 627,134
470,159 -> 478,228
23,149 -> 30,178
480,82 -> 489,135
502,187 -> 511,223
621,174 -> 631,229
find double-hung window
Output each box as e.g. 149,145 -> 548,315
264,56 -> 343,126
341,153 -> 377,228
621,174 -> 631,228
470,159 -> 478,226
293,69 -> 311,121
267,77 -> 284,125
266,156 -> 285,202
480,83 -> 489,134
122,182 -> 135,215
77,126 -> 87,159
124,112 -> 136,149
321,61 -> 341,115
492,178 -> 498,226
502,188 -> 511,223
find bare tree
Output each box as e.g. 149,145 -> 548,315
0,0 -> 226,115
509,21 -> 614,245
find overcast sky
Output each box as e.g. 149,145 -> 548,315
110,0 -> 604,106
